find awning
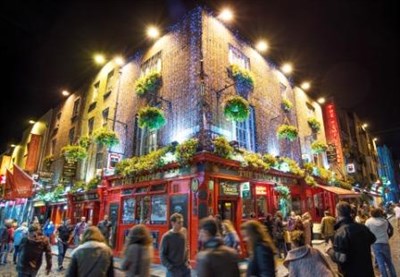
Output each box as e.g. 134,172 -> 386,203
316,184 -> 360,198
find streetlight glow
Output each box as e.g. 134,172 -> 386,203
362,123 -> 368,129
373,137 -> 378,142
256,40 -> 269,53
317,97 -> 326,104
147,26 -> 160,39
62,90 -> 70,96
281,63 -> 293,74
114,56 -> 125,66
10,144 -> 16,148
219,8 -> 234,22
301,81 -> 311,90
29,120 -> 35,124
94,54 -> 106,65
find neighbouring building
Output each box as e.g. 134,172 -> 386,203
377,145 -> 399,203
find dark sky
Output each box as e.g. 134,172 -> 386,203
1,0 -> 399,157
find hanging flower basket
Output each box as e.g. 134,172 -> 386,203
281,98 -> 293,112
43,155 -> 55,169
176,138 -> 199,165
138,106 -> 167,130
93,127 -> 119,148
229,64 -> 255,92
311,140 -> 328,154
78,136 -> 91,149
61,145 -> 87,161
277,124 -> 298,141
307,117 -> 321,133
305,175 -> 317,186
135,72 -> 162,96
274,185 -> 291,200
223,95 -> 250,122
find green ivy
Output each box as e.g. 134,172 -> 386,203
78,136 -> 91,149
281,98 -> 293,112
311,140 -> 328,154
307,117 -> 321,133
176,138 -> 199,165
61,145 -> 87,161
229,64 -> 255,90
224,95 -> 250,122
87,176 -> 101,190
70,181 -> 87,193
213,136 -> 234,159
138,106 -> 167,130
93,127 -> 119,147
135,71 -> 162,96
277,124 -> 298,141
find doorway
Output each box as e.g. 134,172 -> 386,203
218,200 -> 236,223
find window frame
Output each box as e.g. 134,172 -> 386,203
232,105 -> 256,151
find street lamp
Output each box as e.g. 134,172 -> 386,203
147,26 -> 160,39
219,8 -> 234,22
301,81 -> 311,90
62,90 -> 70,97
317,97 -> 326,104
114,56 -> 125,66
29,120 -> 36,124
362,123 -> 368,129
281,63 -> 293,75
256,40 -> 269,53
94,54 -> 106,65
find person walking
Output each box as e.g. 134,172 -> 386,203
73,217 -> 87,246
98,215 -> 112,246
221,220 -> 241,253
241,220 -> 276,277
56,218 -> 74,271
197,218 -> 240,277
160,213 -> 190,277
12,222 -> 28,265
394,203 -> 400,230
284,230 -> 336,277
365,207 -> 397,277
0,219 -> 13,265
121,224 -> 153,277
66,226 -> 114,277
43,220 -> 55,244
16,224 -> 52,276
273,211 -> 286,259
327,201 -> 376,277
320,211 -> 335,244
301,212 -> 313,246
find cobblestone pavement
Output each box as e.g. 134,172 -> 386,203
1,218 -> 398,277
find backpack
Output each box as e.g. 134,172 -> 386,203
0,227 -> 10,243
387,220 -> 394,238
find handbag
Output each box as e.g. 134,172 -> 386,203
387,220 -> 394,238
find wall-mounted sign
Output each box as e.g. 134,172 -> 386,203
240,182 -> 251,198
220,182 -> 239,196
346,163 -> 355,173
191,178 -> 199,192
255,186 -> 267,195
72,192 -> 99,202
323,102 -> 344,166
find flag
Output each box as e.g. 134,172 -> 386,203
3,169 -> 14,200
12,164 -> 33,198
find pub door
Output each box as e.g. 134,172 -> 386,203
218,200 -> 237,224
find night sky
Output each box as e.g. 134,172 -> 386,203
1,0 -> 399,157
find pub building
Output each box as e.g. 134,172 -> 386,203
67,189 -> 101,225
88,152 -> 359,262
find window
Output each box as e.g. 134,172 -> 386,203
95,152 -> 104,169
68,128 -> 75,145
256,196 -> 268,217
135,116 -> 158,155
105,70 -> 114,93
306,102 -> 315,117
122,198 -> 135,224
141,52 -> 162,76
88,117 -> 94,135
280,83 -> 287,98
102,108 -> 109,127
51,139 -> 56,155
135,196 -> 151,224
92,82 -> 100,103
232,106 -> 256,151
72,98 -> 80,117
228,45 -> 250,69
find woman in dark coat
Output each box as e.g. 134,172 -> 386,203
241,220 -> 276,277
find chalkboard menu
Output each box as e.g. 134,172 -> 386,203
122,198 -> 135,224
109,203 -> 119,249
169,194 -> 188,228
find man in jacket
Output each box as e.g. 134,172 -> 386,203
320,211 -> 336,244
73,216 -> 87,245
17,224 -> 52,276
13,222 -> 28,265
365,208 -> 397,277
197,218 -> 240,277
327,201 -> 376,277
56,218 -> 74,271
97,215 -> 112,245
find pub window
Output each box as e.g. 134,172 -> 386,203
135,196 -> 151,224
135,116 -> 158,155
306,102 -> 315,117
228,45 -> 250,69
105,70 -> 114,93
256,196 -> 268,217
88,117 -> 94,135
141,52 -> 162,76
92,81 -> 100,103
72,98 -> 81,117
150,184 -> 166,193
122,198 -> 135,224
150,195 -> 167,224
136,187 -> 148,194
95,152 -> 104,169
232,106 -> 256,151
102,108 -> 109,127
280,83 -> 287,98
68,127 -> 75,145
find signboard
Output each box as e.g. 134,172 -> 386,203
63,159 -> 77,177
151,195 -> 167,224
104,153 -> 122,177
255,186 -> 267,195
323,102 -> 344,166
346,163 -> 355,173
240,182 -> 251,198
25,134 -> 41,173
72,192 -> 99,202
219,182 -> 239,196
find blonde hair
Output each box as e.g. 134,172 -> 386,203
81,226 -> 106,244
222,220 -> 236,233
240,220 -> 276,256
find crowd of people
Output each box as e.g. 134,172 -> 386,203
0,201 -> 398,276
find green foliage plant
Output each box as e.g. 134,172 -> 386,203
138,106 -> 167,130
135,71 -> 162,96
307,117 -> 321,133
277,124 -> 298,141
176,138 -> 199,165
93,127 -> 119,147
229,64 -> 255,90
213,136 -> 234,159
281,98 -> 293,112
61,145 -> 87,161
223,95 -> 250,122
78,136 -> 91,149
311,140 -> 328,154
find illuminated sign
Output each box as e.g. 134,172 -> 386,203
323,102 -> 344,166
220,182 -> 239,196
255,186 -> 267,195
346,163 -> 355,173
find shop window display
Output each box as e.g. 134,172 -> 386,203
122,198 -> 136,224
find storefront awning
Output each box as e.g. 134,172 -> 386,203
316,184 -> 360,198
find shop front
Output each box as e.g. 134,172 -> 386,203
67,190 -> 100,225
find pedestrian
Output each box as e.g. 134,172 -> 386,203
160,213 -> 191,277
320,211 -> 335,244
73,216 -> 87,245
221,220 -> 241,253
98,215 -> 113,246
355,210 -> 367,224
365,207 -> 397,277
197,218 -> 240,277
241,220 -> 276,277
394,203 -> 400,230
43,220 -> 55,244
327,201 -> 376,277
121,224 -> 153,277
214,214 -> 223,237
66,226 -> 114,277
56,218 -> 74,271
284,230 -> 336,277
263,214 -> 274,239
0,219 -> 13,265
273,211 -> 286,258
13,222 -> 28,265
287,211 -> 297,232
17,224 -> 52,276
301,212 -> 313,246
